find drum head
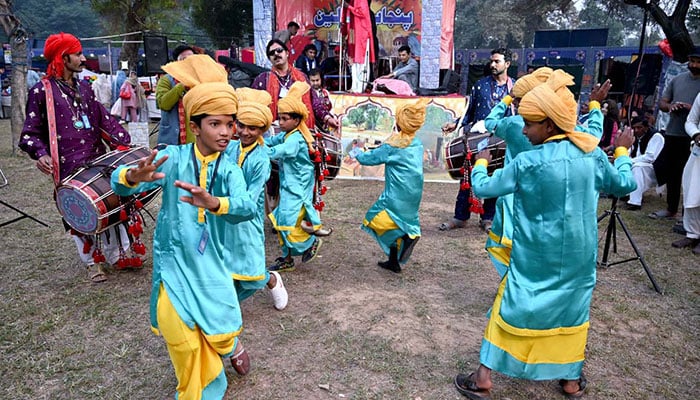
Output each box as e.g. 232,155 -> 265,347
56,185 -> 101,234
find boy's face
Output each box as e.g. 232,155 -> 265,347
278,113 -> 300,133
522,118 -> 553,145
309,74 -> 322,90
237,121 -> 266,146
398,50 -> 410,63
191,115 -> 235,156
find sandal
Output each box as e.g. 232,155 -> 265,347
230,346 -> 251,375
648,209 -> 676,220
559,373 -> 587,399
301,221 -> 333,237
454,373 -> 490,399
439,219 -> 466,231
87,264 -> 107,283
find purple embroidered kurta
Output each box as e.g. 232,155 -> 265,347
20,78 -> 130,181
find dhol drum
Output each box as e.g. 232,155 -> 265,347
55,146 -> 161,235
318,132 -> 342,180
444,133 -> 506,180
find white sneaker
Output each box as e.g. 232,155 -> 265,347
268,271 -> 288,310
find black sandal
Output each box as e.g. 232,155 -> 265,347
559,372 -> 587,399
454,373 -> 490,399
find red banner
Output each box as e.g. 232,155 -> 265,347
277,0 -> 423,59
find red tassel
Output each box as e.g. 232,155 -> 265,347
309,149 -> 315,156
132,241 -> 146,255
466,152 -> 472,161
116,256 -> 129,270
460,182 -> 469,191
318,175 -> 325,181
131,257 -> 143,268
314,156 -> 322,163
323,169 -> 330,176
321,186 -> 327,195
134,199 -> 143,209
92,248 -> 106,264
116,145 -> 130,151
325,155 -> 331,162
119,209 -> 128,221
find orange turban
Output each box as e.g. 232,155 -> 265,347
44,33 -> 82,79
162,54 -> 238,117
386,98 -> 430,148
511,67 -> 553,99
278,81 -> 315,147
518,69 -> 598,153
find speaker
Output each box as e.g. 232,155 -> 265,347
143,35 -> 169,74
625,54 -> 662,96
598,58 -> 628,94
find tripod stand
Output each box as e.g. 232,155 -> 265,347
598,197 -> 662,293
0,167 -> 49,229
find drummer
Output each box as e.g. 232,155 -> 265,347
439,47 -> 515,233
19,32 -> 130,283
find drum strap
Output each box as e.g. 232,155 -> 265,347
42,78 -> 61,185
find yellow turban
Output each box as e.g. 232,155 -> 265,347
386,98 -> 430,148
236,88 -> 273,130
518,69 -> 598,153
278,81 -> 315,147
161,54 -> 238,117
511,67 -> 553,98
235,88 -> 273,145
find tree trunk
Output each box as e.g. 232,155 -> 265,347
643,0 -> 694,62
0,2 -> 28,154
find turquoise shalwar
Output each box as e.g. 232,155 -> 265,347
224,140 -> 272,301
471,138 -> 635,380
265,129 -> 321,256
483,101 -> 604,278
356,137 -> 424,263
111,143 -> 256,400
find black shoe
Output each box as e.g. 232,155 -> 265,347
671,237 -> 700,249
378,259 -> 401,273
301,238 -> 323,263
268,257 -> 295,272
625,203 -> 642,211
672,221 -> 687,235
399,235 -> 419,263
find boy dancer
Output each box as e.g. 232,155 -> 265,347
454,72 -> 636,399
111,55 -> 256,400
266,81 -> 326,272
483,69 -> 608,278
226,87 -> 288,310
356,99 -> 429,273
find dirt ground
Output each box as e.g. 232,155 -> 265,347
0,124 -> 698,399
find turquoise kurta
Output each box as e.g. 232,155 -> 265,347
265,129 -> 321,256
483,101 -> 604,278
356,138 -> 424,262
471,138 -> 635,380
111,144 -> 256,335
224,140 -> 271,300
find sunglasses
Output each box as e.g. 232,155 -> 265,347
267,48 -> 285,57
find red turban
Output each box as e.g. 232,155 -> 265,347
44,33 -> 82,78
